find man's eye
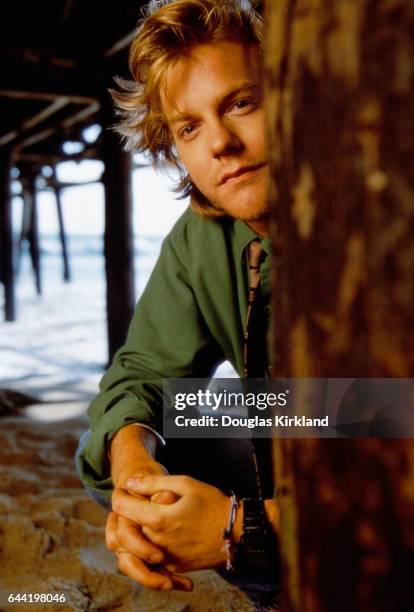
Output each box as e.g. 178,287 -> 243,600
232,98 -> 257,112
179,124 -> 198,139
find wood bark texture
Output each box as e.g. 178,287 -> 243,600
266,1 -> 414,610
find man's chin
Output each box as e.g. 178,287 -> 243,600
217,187 -> 270,221
231,204 -> 270,223
245,209 -> 270,223
193,186 -> 270,222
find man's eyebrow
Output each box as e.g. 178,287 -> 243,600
169,112 -> 197,127
168,82 -> 262,126
217,82 -> 262,112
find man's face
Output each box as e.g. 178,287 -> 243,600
162,40 -> 269,229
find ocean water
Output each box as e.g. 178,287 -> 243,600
0,234 -> 235,421
0,235 -> 162,412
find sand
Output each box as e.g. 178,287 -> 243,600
0,411 -> 254,612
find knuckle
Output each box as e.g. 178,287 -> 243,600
105,532 -> 118,550
116,531 -> 126,548
117,530 -> 131,550
116,554 -> 128,573
111,488 -> 121,504
179,474 -> 192,486
150,515 -> 164,531
112,498 -> 122,514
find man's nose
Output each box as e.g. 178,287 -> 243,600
209,119 -> 243,158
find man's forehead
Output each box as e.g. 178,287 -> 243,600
160,40 -> 262,120
166,81 -> 261,125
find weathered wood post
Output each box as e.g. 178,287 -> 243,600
266,1 -> 414,610
100,93 -> 135,363
0,145 -> 15,321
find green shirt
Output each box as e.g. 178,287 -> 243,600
77,206 -> 271,501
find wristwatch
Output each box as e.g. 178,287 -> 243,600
233,498 -> 278,577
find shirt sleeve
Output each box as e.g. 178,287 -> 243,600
76,228 -> 224,501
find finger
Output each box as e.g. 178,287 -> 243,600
126,474 -> 192,497
150,490 -> 179,504
125,486 -> 178,504
117,515 -> 165,564
170,575 -> 194,592
165,562 -> 178,572
115,551 -> 173,591
105,512 -> 120,551
112,489 -> 168,529
158,567 -> 194,592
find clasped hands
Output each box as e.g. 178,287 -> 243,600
106,465 -> 231,591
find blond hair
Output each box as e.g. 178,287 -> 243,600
112,0 -> 264,217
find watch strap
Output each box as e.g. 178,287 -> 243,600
234,497 -> 277,576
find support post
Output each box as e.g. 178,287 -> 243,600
17,188 -> 32,275
52,167 -> 71,282
100,95 -> 135,363
266,1 -> 414,610
0,145 -> 15,321
25,169 -> 42,295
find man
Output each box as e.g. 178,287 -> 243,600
77,0 -> 279,607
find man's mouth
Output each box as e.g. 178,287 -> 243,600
219,163 -> 266,186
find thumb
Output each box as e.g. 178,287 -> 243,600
151,490 -> 179,504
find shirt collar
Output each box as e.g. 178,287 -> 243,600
233,219 -> 271,260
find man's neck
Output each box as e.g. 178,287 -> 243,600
246,218 -> 270,237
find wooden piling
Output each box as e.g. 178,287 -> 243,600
25,168 -> 42,295
266,1 -> 414,610
52,167 -> 71,282
17,187 -> 32,275
100,95 -> 135,363
0,145 -> 15,321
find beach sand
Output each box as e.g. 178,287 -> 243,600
0,411 -> 253,612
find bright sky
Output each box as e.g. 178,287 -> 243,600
12,158 -> 188,238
